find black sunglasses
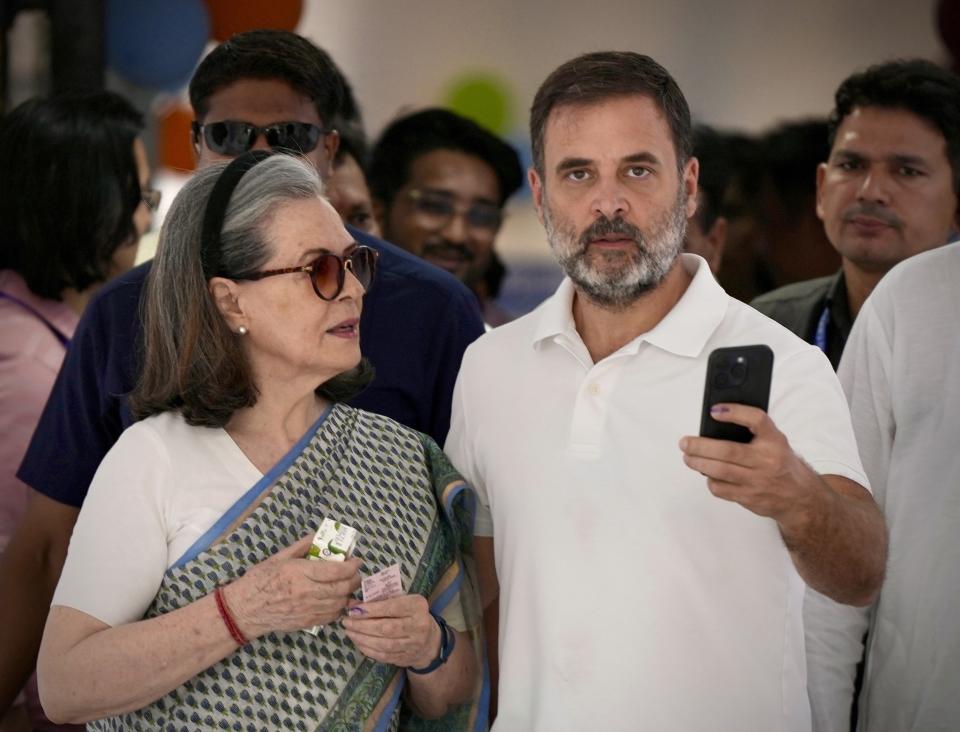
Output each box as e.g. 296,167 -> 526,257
233,245 -> 378,300
193,120 -> 328,156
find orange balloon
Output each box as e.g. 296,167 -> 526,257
205,0 -> 303,42
158,105 -> 197,173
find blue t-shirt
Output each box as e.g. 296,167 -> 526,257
18,226 -> 484,508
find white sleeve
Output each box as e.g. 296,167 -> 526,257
804,588 -> 870,732
769,345 -> 868,488
804,297 -> 893,731
443,351 -> 493,537
52,422 -> 171,626
838,296 -> 894,508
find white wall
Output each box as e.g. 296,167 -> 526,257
296,0 -> 946,262
304,0 -> 944,135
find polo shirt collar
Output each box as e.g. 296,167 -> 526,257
531,254 -> 728,360
643,254 -> 728,357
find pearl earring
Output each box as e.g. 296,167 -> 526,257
237,325 -> 248,335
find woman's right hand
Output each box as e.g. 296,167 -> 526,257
222,534 -> 361,639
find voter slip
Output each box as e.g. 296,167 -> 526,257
361,563 -> 404,602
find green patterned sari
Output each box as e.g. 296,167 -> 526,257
89,404 -> 487,732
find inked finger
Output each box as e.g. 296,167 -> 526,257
708,403 -> 769,433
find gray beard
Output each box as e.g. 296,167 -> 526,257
544,188 -> 688,310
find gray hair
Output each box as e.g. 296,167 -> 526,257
130,155 -> 328,426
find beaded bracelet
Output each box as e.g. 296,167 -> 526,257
408,611 -> 455,675
214,586 -> 249,646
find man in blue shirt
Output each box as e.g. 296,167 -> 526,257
0,30 -> 483,715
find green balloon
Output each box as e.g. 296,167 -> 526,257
444,74 -> 514,136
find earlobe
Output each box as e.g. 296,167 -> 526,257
321,129 -> 340,180
529,168 -> 545,222
208,277 -> 245,331
191,121 -> 203,160
684,157 -> 700,218
815,163 -> 828,219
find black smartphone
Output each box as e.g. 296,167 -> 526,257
699,345 -> 774,443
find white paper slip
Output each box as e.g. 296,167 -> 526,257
361,563 -> 404,602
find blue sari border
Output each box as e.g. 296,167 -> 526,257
172,405 -> 333,569
441,479 -> 477,532
372,674 -> 406,732
430,558 -> 465,616
475,653 -> 491,732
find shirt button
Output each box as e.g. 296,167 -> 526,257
587,383 -> 601,396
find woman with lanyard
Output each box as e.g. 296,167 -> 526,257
0,90 -> 155,732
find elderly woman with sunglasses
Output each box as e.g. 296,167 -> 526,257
36,152 -> 484,731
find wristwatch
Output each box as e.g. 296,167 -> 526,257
408,611 -> 456,674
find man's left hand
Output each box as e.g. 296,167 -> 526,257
678,402 -> 825,525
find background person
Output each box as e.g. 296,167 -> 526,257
752,60 -> 960,369
0,90 -> 153,732
37,153 -> 482,729
369,108 -> 523,326
682,124 -> 732,273
0,29 -> 484,722
805,241 -> 960,731
327,119 -> 381,236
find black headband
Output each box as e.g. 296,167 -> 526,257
200,149 -> 273,279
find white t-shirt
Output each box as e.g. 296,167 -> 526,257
446,254 -> 867,732
805,242 -> 960,732
53,411 -> 261,627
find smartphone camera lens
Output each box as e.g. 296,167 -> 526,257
714,372 -> 731,388
730,362 -> 747,381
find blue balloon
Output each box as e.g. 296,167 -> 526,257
107,0 -> 210,91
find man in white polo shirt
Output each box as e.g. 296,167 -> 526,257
445,51 -> 887,732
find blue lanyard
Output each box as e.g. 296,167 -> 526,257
814,304 -> 830,354
0,290 -> 71,347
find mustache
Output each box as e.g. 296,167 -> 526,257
841,202 -> 902,228
422,241 -> 475,262
578,216 -> 644,249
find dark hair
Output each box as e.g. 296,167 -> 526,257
829,58 -> 960,194
332,70 -> 370,169
692,125 -> 736,230
368,108 -> 523,209
130,155 -> 373,428
0,91 -> 143,300
761,118 -> 829,212
189,29 -> 344,127
530,51 -> 692,176
334,119 -> 370,170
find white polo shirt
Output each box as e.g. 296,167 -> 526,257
446,254 -> 867,732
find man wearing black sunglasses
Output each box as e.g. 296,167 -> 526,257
0,30 -> 485,718
369,109 -> 524,327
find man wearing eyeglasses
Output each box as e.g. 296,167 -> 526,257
369,108 -> 523,327
0,30 -> 484,719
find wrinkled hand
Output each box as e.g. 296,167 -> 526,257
341,594 -> 440,669
224,534 -> 361,639
679,403 -> 824,524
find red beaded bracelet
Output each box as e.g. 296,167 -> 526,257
214,586 -> 249,646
